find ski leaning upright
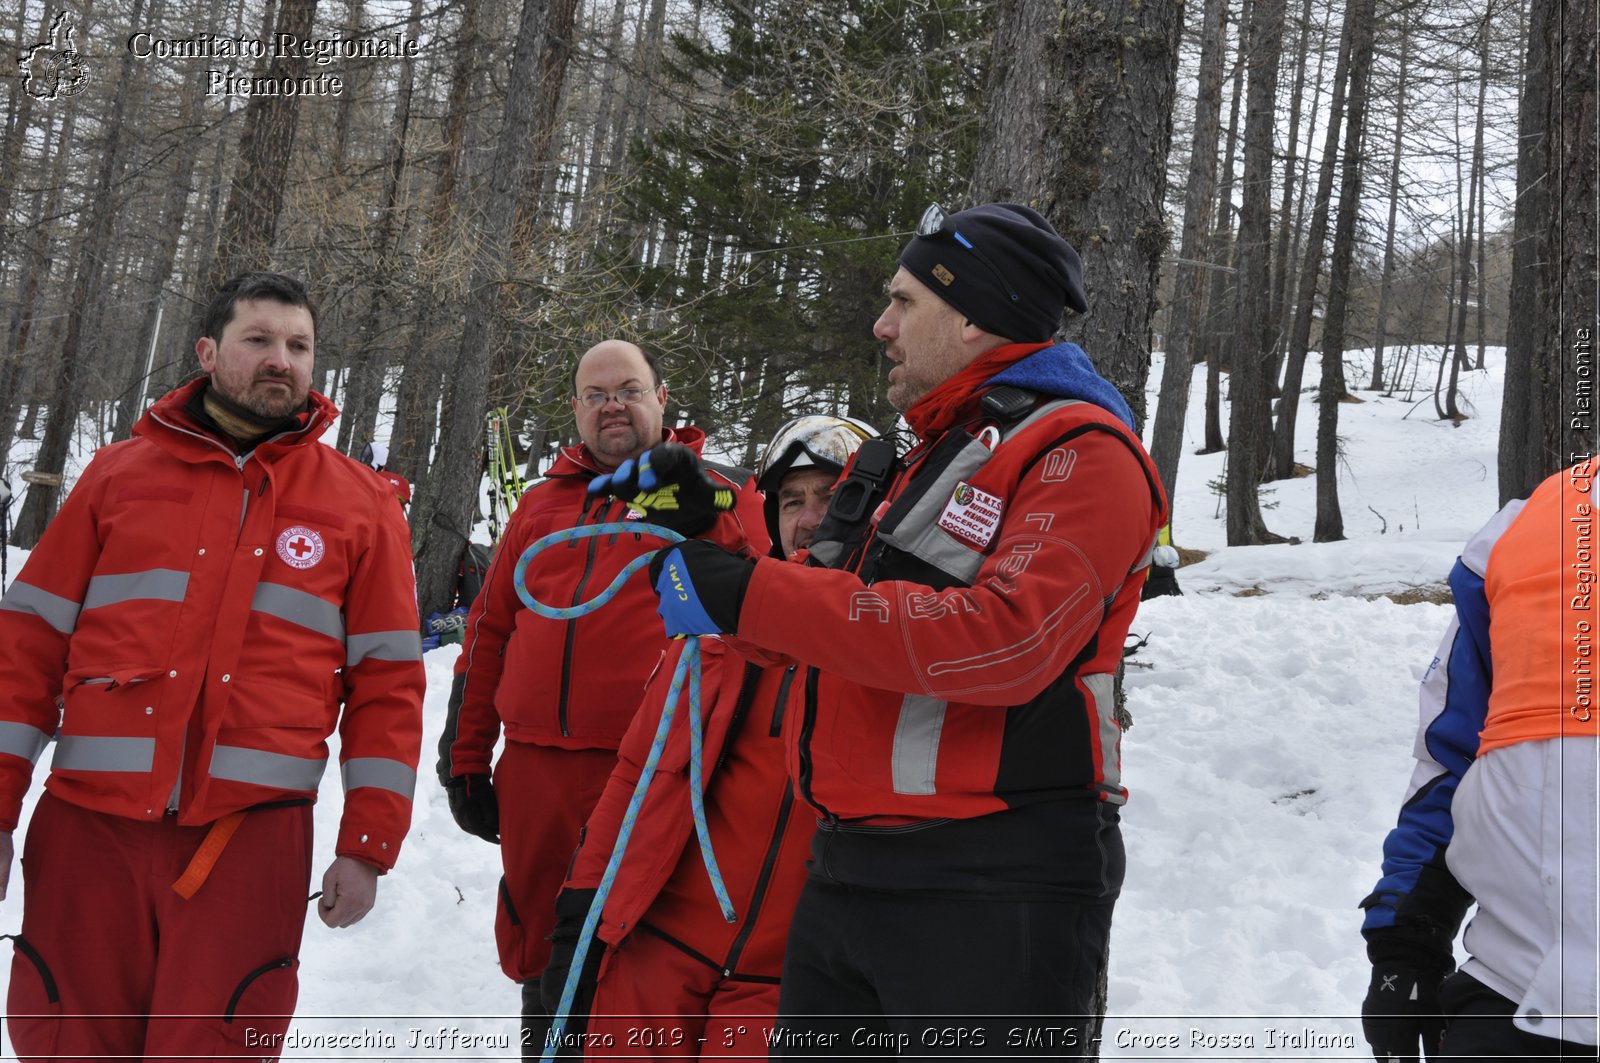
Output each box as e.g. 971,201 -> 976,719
485,407 -> 527,544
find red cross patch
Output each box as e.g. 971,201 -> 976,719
276,525 -> 325,570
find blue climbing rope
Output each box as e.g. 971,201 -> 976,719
513,522 -> 736,1061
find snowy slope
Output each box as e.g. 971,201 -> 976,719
0,346 -> 1514,1059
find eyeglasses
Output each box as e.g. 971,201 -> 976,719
577,386 -> 653,409
915,202 -> 1022,305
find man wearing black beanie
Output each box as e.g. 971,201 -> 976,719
609,203 -> 1169,1057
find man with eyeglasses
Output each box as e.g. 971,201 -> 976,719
635,204 -> 1169,1055
436,339 -> 768,1054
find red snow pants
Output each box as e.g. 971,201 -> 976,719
6,791 -> 314,1061
494,741 -> 617,982
586,929 -> 781,1061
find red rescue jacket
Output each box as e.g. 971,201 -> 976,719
445,430 -> 768,771
566,637 -> 811,980
736,343 -> 1166,895
0,379 -> 425,869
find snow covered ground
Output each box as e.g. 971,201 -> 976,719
0,346 -> 1516,1059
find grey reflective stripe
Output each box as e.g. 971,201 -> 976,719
53,735 -> 155,773
874,435 -> 993,583
1083,672 -> 1121,796
342,757 -> 417,799
0,582 -> 82,635
875,399 -> 1081,584
890,694 -> 948,796
0,722 -> 52,763
83,569 -> 189,611
209,744 -> 328,792
346,630 -> 424,666
253,583 -> 345,641
1133,532 -> 1161,573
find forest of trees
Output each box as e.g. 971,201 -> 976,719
1,0 -> 1595,614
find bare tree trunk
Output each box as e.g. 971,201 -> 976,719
1280,7 -> 1331,361
1226,0 -> 1284,546
1201,37 -> 1245,455
1270,0 -> 1357,480
1148,0 -> 1229,511
0,6 -> 52,269
967,0 -> 1056,203
13,0 -> 148,546
1268,0 -> 1315,377
413,0 -> 568,618
335,0 -> 424,458
1499,0 -> 1551,501
509,0 -> 582,257
112,0 -> 228,441
199,0 -> 320,305
1447,9 -> 1492,402
1369,16 -> 1412,391
1041,0 -> 1182,430
0,109 -> 72,473
573,0 -> 630,232
1313,0 -> 1378,543
330,0 -> 365,173
1549,0 -> 1598,471
389,0 -> 482,485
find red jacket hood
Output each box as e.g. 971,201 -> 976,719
544,425 -> 708,479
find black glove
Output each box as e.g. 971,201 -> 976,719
1361,926 -> 1454,1062
435,672 -> 468,787
647,540 -> 756,637
540,888 -> 604,1017
587,443 -> 736,537
1362,966 -> 1448,1062
444,773 -> 499,843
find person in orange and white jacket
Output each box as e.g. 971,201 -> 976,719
541,415 -> 877,1059
1361,461 -> 1599,1060
0,272 -> 424,1062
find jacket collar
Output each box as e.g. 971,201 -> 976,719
135,377 -> 337,463
902,340 -> 1137,440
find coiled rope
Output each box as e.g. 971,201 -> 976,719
513,522 -> 736,1061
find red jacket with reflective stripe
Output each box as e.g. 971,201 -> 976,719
565,637 -> 811,978
445,431 -> 768,771
739,364 -> 1165,825
0,380 -> 425,870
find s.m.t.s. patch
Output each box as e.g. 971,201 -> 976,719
937,481 -> 1003,548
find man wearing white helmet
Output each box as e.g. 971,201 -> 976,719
542,415 -> 878,1059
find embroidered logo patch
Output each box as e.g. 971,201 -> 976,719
276,525 -> 325,569
938,481 -> 1003,548
932,263 -> 955,286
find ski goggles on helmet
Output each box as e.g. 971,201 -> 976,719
754,415 -> 878,495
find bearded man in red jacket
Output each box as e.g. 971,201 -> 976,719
0,272 -> 425,1060
638,204 -> 1168,1057
436,339 -> 768,1053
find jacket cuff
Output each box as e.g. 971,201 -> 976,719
336,820 -> 403,871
